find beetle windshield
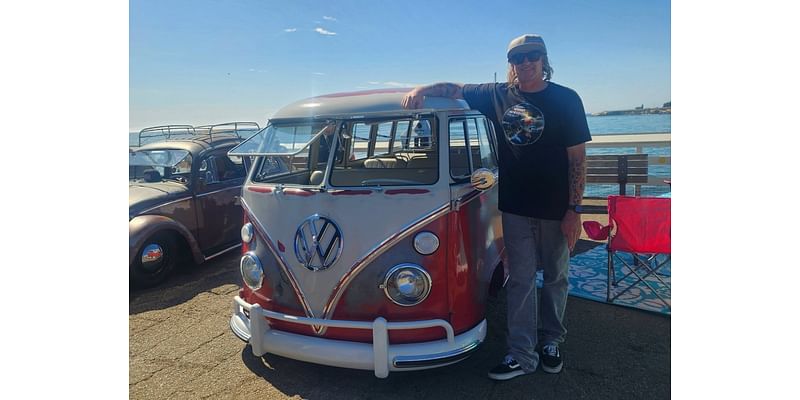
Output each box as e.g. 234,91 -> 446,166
129,149 -> 192,183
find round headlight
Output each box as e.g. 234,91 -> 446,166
382,264 -> 432,306
241,223 -> 254,243
413,231 -> 439,255
240,252 -> 263,290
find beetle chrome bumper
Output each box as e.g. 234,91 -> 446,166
230,296 -> 486,378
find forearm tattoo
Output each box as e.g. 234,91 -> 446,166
569,157 -> 586,205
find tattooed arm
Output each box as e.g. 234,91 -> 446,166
401,83 -> 464,109
562,143 -> 587,251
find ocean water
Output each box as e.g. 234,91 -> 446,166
587,114 -> 670,135
585,114 -> 671,197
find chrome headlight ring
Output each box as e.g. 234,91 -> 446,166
240,252 -> 264,290
381,264 -> 432,307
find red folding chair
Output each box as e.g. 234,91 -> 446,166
583,195 -> 671,310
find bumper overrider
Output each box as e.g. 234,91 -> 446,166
230,296 -> 486,378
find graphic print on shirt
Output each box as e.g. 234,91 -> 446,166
501,103 -> 545,146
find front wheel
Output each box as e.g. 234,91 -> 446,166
131,232 -> 177,288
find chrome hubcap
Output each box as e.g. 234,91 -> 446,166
140,243 -> 164,272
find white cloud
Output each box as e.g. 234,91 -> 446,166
284,28 -> 297,32
312,72 -> 326,76
323,16 -> 337,21
315,27 -> 336,36
368,81 -> 381,85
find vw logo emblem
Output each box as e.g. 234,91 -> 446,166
294,214 -> 343,271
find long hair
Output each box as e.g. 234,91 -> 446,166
506,55 -> 553,86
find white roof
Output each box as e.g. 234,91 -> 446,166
271,88 -> 471,120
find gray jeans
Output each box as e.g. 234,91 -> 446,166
502,212 -> 570,372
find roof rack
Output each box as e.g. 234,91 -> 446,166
135,122 -> 261,147
136,125 -> 195,147
193,121 -> 260,141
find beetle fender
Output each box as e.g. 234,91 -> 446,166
129,215 -> 203,265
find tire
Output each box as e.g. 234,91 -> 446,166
131,232 -> 177,288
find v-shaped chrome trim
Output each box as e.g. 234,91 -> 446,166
318,203 -> 451,335
241,198 -> 323,333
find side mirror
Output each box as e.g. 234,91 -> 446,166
470,168 -> 496,191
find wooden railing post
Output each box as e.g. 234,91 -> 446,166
618,155 -> 628,196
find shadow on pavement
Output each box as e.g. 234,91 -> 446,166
129,250 -> 242,315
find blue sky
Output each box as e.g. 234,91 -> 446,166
130,0 -> 670,130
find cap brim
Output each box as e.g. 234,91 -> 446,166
507,43 -> 546,57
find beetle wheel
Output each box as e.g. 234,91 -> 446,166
131,232 -> 177,288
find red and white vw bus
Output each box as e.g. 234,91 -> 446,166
228,88 -> 505,378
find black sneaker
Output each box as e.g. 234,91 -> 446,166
540,343 -> 563,373
488,355 -> 532,381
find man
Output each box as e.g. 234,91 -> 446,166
402,34 -> 591,380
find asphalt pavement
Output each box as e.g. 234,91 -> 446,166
129,239 -> 670,399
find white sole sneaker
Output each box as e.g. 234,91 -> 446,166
488,369 -> 529,381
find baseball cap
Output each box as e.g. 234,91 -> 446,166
507,34 -> 547,57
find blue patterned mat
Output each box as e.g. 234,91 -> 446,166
536,244 -> 671,315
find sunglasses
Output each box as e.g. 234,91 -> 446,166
509,51 -> 544,65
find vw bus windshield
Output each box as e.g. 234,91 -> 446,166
242,117 -> 438,187
229,122 -> 335,156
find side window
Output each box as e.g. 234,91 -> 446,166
351,123 -> 371,160
449,116 -> 497,180
410,120 -> 432,149
217,154 -> 246,181
374,122 -> 393,156
475,117 -> 497,170
467,118 -> 482,169
393,121 -> 410,152
449,119 -> 470,178
198,157 -> 218,184
330,117 -> 437,187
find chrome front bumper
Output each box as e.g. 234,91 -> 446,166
230,296 -> 486,378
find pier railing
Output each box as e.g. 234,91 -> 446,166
585,132 -> 671,197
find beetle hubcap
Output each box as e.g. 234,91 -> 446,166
140,243 -> 165,272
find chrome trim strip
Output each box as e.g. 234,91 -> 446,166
139,196 -> 193,215
241,198 -> 320,330
203,243 -> 242,261
393,340 -> 482,368
320,203 -> 451,331
452,188 -> 482,211
196,185 -> 243,198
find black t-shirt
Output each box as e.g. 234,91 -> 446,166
462,82 -> 591,220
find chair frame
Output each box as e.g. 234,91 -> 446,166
603,195 -> 671,310
607,250 -> 671,309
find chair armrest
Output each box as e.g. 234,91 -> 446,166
583,221 -> 611,241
